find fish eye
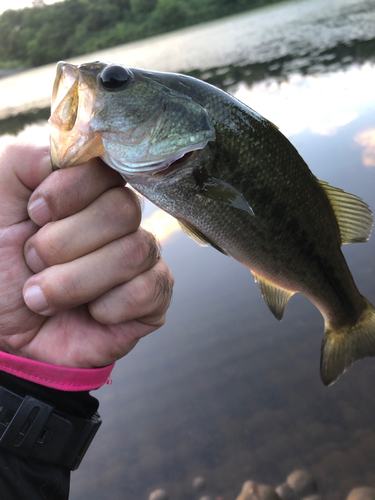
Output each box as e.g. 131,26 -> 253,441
99,65 -> 132,91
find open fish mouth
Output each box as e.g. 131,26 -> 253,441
49,61 -> 216,174
103,139 -> 208,179
143,149 -> 202,179
107,141 -> 208,177
51,61 -> 79,114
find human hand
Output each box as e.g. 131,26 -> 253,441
0,142 -> 173,368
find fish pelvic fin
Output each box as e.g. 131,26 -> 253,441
318,180 -> 373,244
251,272 -> 295,321
321,298 -> 375,386
177,219 -> 230,256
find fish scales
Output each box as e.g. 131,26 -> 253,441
138,71 -> 360,319
49,61 -> 375,385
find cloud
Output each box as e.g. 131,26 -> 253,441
355,128 -> 375,168
233,62 -> 375,138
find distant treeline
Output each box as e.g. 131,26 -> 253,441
0,0 -> 284,69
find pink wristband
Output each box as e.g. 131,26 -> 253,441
0,351 -> 114,391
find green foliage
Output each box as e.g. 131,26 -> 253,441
0,0 -> 287,70
130,0 -> 157,16
149,0 -> 190,31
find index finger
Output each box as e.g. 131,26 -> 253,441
0,142 -> 51,226
28,158 -> 125,226
0,142 -> 51,191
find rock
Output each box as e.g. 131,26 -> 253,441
276,482 -> 295,500
236,480 -> 281,500
193,476 -> 207,491
302,496 -> 323,500
149,489 -> 168,500
287,470 -> 317,498
347,487 -> 375,500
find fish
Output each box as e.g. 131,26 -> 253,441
49,60 -> 375,386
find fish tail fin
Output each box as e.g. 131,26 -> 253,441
321,298 -> 375,386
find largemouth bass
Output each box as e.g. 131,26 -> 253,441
49,61 -> 375,385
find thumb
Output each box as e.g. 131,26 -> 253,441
0,142 -> 52,226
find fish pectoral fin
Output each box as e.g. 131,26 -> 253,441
321,298 -> 375,386
177,219 -> 230,256
318,180 -> 373,244
193,168 -> 255,216
251,272 -> 294,321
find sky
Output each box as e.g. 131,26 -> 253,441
0,0 -> 61,16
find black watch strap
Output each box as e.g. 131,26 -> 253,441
0,385 -> 101,470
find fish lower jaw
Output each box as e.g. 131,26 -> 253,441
151,150 -> 198,178
104,146 -> 203,179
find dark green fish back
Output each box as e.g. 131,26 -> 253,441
144,71 -> 357,311
130,68 -> 375,385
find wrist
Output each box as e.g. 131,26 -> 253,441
0,351 -> 114,391
0,371 -> 102,470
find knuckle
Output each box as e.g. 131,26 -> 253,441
36,171 -> 70,218
33,223 -> 68,264
104,187 -> 142,229
144,229 -> 161,267
153,269 -> 174,309
154,314 -> 167,327
125,276 -> 151,311
54,270 -> 83,304
89,295 -> 113,324
34,270 -> 75,311
130,268 -> 173,321
119,229 -> 160,272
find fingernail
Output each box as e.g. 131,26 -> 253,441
25,247 -> 46,273
24,285 -> 49,313
28,197 -> 51,226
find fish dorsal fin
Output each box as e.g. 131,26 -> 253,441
251,272 -> 295,321
177,219 -> 230,256
318,180 -> 373,244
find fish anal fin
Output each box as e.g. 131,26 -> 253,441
177,219 -> 229,256
321,298 -> 375,385
251,272 -> 294,321
318,180 -> 373,244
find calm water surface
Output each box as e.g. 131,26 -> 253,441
1,1 -> 375,499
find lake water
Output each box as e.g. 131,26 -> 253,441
1,0 -> 375,499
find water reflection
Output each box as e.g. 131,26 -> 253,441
0,107 -> 49,136
190,37 -> 375,93
355,128 -> 375,168
0,121 -> 49,150
142,209 -> 180,243
232,62 -> 375,138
